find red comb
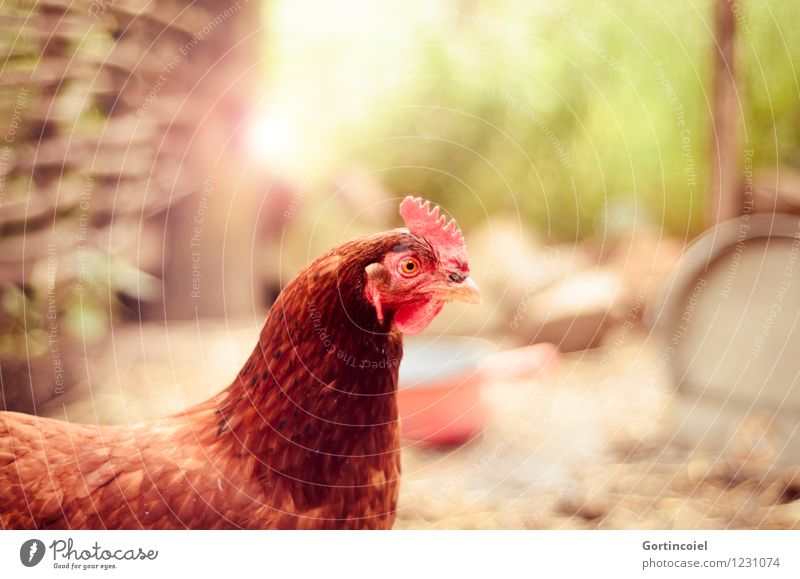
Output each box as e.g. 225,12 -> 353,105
399,196 -> 467,267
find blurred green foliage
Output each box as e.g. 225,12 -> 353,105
0,253 -> 159,359
273,0 -> 799,241
0,2 -> 157,360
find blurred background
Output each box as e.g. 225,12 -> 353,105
2,0 -> 800,528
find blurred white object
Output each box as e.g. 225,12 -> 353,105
653,213 -> 800,464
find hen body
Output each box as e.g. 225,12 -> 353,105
1,232 -> 410,529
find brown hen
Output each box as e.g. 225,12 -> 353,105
0,197 -> 479,529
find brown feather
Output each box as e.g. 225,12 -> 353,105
0,231 -> 422,529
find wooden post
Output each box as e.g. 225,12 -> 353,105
708,0 -> 742,225
161,0 -> 265,320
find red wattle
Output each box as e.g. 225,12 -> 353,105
394,299 -> 444,335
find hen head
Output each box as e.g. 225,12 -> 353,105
364,196 -> 480,335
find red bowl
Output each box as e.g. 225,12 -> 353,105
398,338 -> 559,445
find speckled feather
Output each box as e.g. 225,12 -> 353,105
0,230 -> 434,529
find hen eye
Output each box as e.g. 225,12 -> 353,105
399,257 -> 420,277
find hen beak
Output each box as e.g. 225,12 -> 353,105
432,276 -> 482,305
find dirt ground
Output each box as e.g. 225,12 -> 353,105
41,319 -> 800,529
395,342 -> 800,530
